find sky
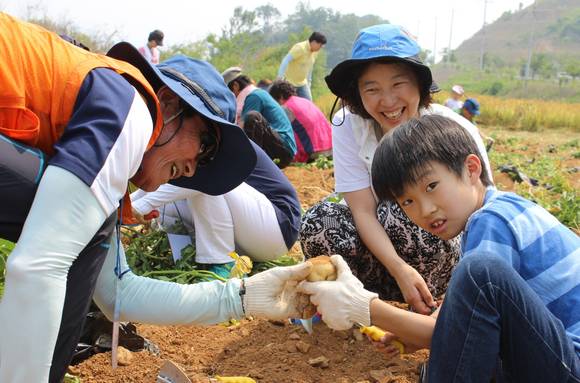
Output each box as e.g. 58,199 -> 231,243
1,0 -> 534,62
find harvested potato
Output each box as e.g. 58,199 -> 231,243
296,256 -> 338,318
306,255 -> 337,282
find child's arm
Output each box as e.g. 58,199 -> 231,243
298,255 -> 437,350
369,298 -> 436,349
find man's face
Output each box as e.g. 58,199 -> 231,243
310,41 -> 324,52
131,112 -> 211,191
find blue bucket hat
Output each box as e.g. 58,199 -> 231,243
325,24 -> 439,98
463,98 -> 480,115
107,42 -> 256,196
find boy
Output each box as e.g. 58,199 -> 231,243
298,115 -> 580,382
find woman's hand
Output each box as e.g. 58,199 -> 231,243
393,263 -> 436,315
131,208 -> 159,225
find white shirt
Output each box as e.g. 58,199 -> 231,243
332,104 -> 493,194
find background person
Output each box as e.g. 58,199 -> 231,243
0,13 -> 306,382
444,84 -> 464,110
223,67 -> 297,168
460,97 -> 480,122
299,115 -> 580,383
277,31 -> 327,101
269,79 -> 332,163
138,29 -> 164,64
130,141 -> 301,278
299,24 -> 492,314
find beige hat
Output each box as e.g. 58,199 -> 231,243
222,66 -> 243,85
451,84 -> 464,95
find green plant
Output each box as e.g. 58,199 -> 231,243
0,238 -> 15,299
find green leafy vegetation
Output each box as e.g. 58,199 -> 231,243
0,238 -> 15,299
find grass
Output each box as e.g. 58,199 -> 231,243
487,129 -> 579,231
314,91 -> 580,132
0,238 -> 15,299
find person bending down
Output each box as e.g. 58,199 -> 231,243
131,142 -> 301,278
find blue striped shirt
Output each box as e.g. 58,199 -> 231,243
462,187 -> 580,356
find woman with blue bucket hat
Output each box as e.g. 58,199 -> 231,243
300,24 -> 492,314
0,13 -> 312,382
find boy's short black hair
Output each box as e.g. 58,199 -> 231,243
371,115 -> 492,201
341,61 -> 432,120
309,32 -> 327,45
269,79 -> 296,101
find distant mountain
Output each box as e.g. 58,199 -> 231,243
451,0 -> 580,68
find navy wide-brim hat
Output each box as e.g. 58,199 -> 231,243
107,42 -> 256,196
325,24 -> 440,98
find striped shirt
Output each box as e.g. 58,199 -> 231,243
462,187 -> 580,356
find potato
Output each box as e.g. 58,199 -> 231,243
306,255 -> 337,282
296,256 -> 338,318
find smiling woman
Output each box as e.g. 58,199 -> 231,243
299,24 -> 492,315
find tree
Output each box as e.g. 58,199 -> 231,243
255,5 -> 281,34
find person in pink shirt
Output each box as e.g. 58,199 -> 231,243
269,79 -> 332,163
138,29 -> 164,64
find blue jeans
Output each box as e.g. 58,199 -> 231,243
295,84 -> 312,101
428,254 -> 580,383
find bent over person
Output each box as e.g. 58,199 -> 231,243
0,13 -> 313,382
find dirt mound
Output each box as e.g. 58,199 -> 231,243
73,318 -> 427,383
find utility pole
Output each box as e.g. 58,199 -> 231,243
433,17 -> 437,65
447,8 -> 455,65
524,1 -> 537,87
479,0 -> 488,71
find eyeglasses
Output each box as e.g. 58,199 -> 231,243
197,122 -> 220,167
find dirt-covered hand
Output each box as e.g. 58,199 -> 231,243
244,262 -> 312,320
393,263 -> 436,315
297,255 -> 378,330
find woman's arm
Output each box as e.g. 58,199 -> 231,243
344,188 -> 436,314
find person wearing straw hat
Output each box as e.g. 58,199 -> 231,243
300,24 -> 492,315
0,13 -> 313,382
444,84 -> 465,111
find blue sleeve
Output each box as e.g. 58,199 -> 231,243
277,53 -> 292,78
462,212 -> 521,271
50,68 -> 135,187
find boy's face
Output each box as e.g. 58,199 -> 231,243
395,157 -> 484,240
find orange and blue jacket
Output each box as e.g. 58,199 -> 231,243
0,12 -> 163,222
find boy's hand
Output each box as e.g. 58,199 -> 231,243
371,331 -> 420,356
393,264 -> 437,315
297,255 -> 378,330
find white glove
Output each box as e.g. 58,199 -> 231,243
244,262 -> 312,320
297,254 -> 378,330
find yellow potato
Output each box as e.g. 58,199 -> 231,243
306,255 -> 337,282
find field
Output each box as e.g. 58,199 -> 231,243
0,112 -> 578,382
63,124 -> 579,382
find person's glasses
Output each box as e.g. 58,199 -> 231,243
197,123 -> 220,167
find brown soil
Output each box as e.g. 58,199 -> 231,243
73,165 -> 426,383
73,127 -> 579,382
73,319 -> 427,383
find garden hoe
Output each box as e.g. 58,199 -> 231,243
156,360 -> 192,383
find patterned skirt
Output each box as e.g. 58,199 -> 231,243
299,198 -> 461,301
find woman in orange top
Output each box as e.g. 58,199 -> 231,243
0,13 -> 312,382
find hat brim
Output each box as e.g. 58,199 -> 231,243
325,56 -> 439,98
107,42 -> 256,196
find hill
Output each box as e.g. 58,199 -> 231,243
452,0 -> 580,69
